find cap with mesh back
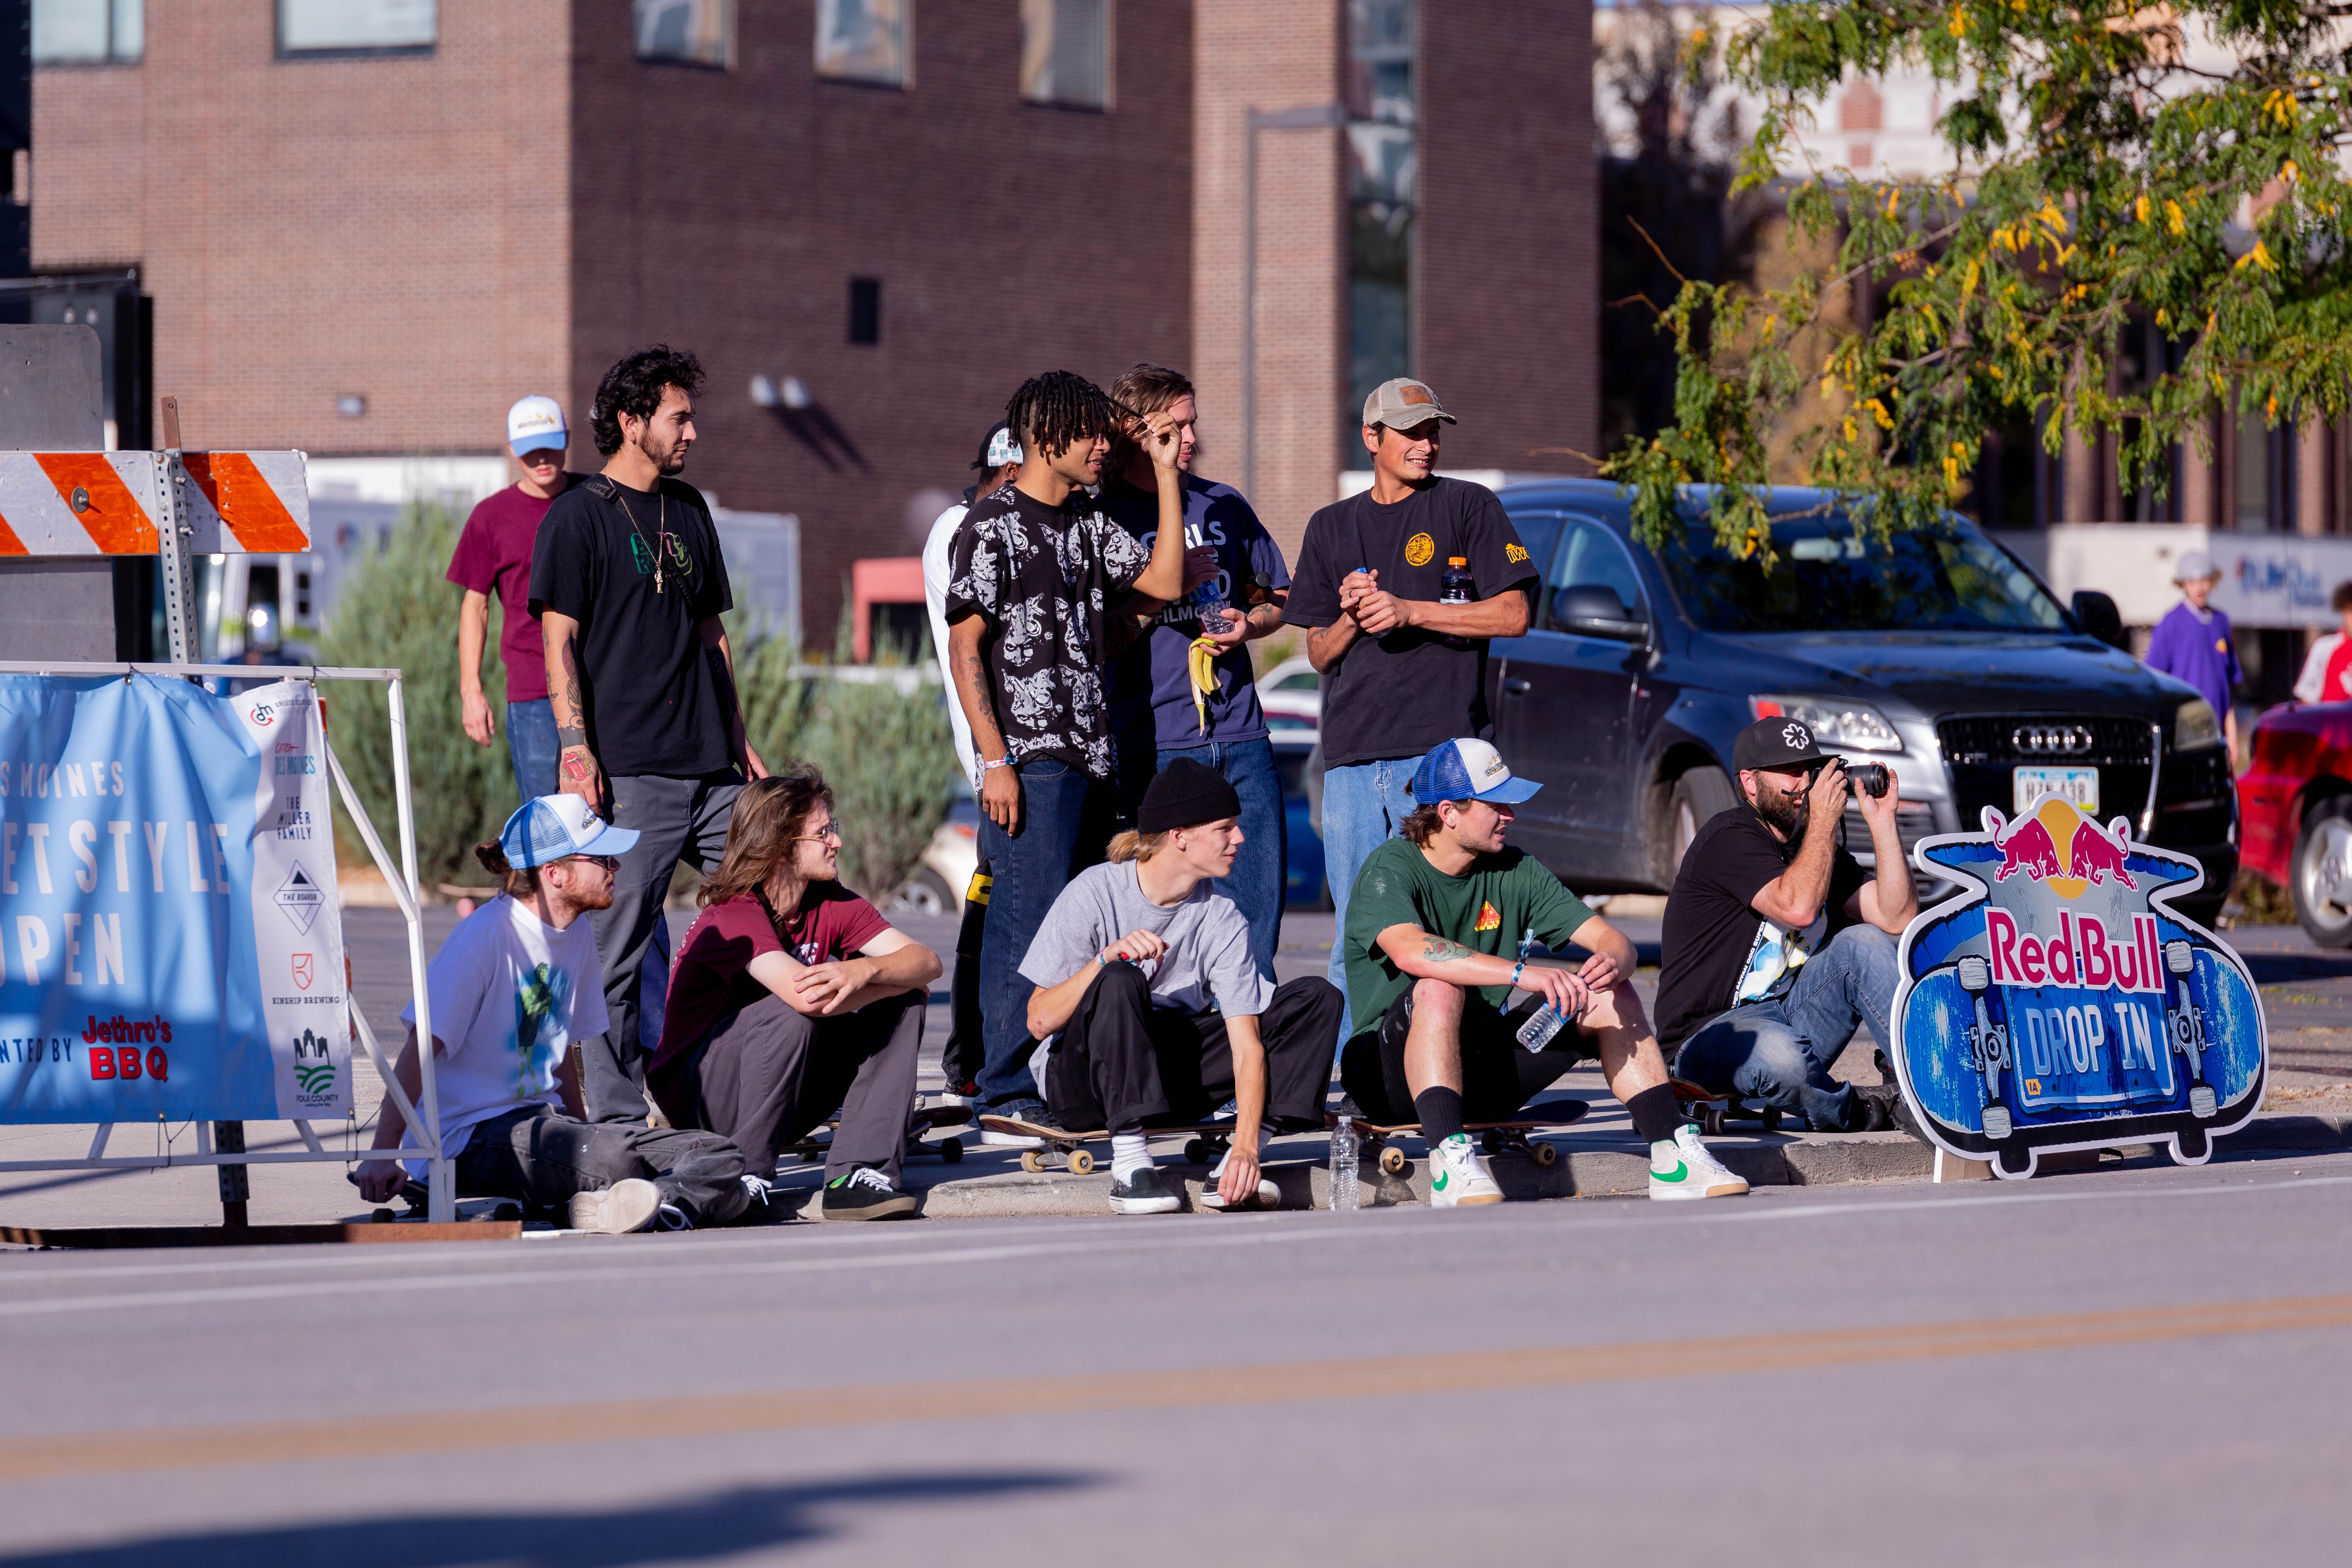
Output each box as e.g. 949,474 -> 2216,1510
499,794 -> 641,868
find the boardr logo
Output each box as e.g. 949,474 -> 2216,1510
275,864 -> 325,934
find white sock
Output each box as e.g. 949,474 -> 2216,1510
1207,1127 -> 1275,1181
1111,1130 -> 1152,1183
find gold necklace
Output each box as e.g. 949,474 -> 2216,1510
609,479 -> 670,594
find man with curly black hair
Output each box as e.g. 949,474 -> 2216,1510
530,345 -> 769,1122
945,370 -> 1191,1134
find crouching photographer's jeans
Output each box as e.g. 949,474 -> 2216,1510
1670,925 -> 1899,1131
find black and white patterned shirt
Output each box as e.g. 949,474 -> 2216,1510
944,484 -> 1152,780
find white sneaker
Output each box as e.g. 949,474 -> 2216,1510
1648,1124 -> 1750,1201
1428,1134 -> 1503,1208
1198,1173 -> 1281,1211
978,1113 -> 1046,1149
568,1177 -> 662,1234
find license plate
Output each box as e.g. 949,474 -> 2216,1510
2013,765 -> 2098,816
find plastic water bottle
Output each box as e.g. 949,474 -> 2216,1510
1515,1004 -> 1569,1051
1330,1117 -> 1361,1212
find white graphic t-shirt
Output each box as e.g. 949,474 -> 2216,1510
399,893 -> 608,1172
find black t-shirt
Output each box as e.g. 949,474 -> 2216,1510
528,474 -> 735,778
1653,807 -> 1871,1047
1281,477 -> 1536,767
943,482 -> 1153,780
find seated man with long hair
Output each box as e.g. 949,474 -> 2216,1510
1020,760 -> 1343,1214
647,768 -> 943,1220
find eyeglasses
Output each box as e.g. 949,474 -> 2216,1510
563,853 -> 619,871
793,821 -> 845,845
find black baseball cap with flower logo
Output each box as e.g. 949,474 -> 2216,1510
1732,716 -> 1834,774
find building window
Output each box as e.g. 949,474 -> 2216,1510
636,0 -> 730,67
32,0 -> 142,65
279,0 -> 436,55
1347,0 -> 1416,468
2236,411 -> 2279,532
1020,0 -> 1109,109
815,0 -> 908,87
848,278 -> 882,346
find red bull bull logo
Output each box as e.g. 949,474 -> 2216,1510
1988,798 -> 2137,898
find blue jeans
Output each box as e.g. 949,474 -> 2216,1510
976,757 -> 1111,1114
1670,925 -> 1900,1131
1321,757 -> 1421,1042
1156,737 -> 1284,982
506,697 -> 560,804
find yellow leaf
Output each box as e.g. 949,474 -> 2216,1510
2284,159 -> 2299,184
1948,4 -> 1967,36
2267,393 -> 2280,421
2165,199 -> 2186,236
1866,398 -> 1895,430
1844,416 -> 1860,443
2135,194 -> 2150,223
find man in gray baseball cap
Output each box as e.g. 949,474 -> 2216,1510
1281,377 -> 1541,1037
2145,548 -> 2243,761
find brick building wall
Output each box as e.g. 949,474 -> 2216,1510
1417,2 -> 1597,475
33,1 -> 574,458
568,0 -> 1194,650
1189,0 -> 1347,561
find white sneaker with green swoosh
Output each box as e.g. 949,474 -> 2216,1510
1648,1124 -> 1749,1201
1429,1134 -> 1503,1208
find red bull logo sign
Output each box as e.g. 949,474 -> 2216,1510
1887,796 -> 2267,1180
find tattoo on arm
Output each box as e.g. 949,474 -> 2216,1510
961,651 -> 998,727
554,637 -> 586,748
1420,936 -> 1475,963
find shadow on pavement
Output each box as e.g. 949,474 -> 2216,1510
0,1470 -> 1097,1567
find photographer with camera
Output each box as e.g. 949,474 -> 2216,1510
1655,718 -> 1918,1132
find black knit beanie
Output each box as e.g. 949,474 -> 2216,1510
1138,757 -> 1242,833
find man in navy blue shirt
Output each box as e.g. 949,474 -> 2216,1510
1100,364 -> 1293,979
2143,550 -> 2244,760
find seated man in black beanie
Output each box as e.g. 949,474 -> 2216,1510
1018,759 -> 1344,1214
1339,739 -> 1749,1205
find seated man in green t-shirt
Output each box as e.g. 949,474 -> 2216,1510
1340,739 -> 1749,1206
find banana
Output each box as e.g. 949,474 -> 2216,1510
1187,636 -> 1221,735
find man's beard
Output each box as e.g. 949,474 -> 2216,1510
1755,788 -> 1805,840
638,431 -> 685,475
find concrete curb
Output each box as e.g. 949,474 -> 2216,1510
765,1114 -> 2352,1221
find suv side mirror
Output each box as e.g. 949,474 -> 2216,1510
1550,585 -> 1648,643
2071,590 -> 2128,650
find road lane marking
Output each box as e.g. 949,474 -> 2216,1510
1,1292 -> 2347,1480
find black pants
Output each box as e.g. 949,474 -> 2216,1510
659,989 -> 924,1182
940,855 -> 989,1093
452,1104 -> 751,1227
1046,963 -> 1342,1134
1338,987 -> 1596,1126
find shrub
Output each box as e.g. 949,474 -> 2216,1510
315,502 -> 513,890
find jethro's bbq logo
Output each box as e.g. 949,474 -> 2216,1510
82,1013 -> 172,1081
1888,795 -> 2267,1179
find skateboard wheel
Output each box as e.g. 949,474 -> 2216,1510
941,1137 -> 964,1163
1480,1131 -> 1503,1156
1379,1145 -> 1408,1176
1760,1108 -> 1782,1134
1699,1106 -> 1725,1137
371,1208 -> 395,1223
1530,1141 -> 1558,1167
1183,1138 -> 1210,1164
1069,1148 -> 1096,1175
1020,1150 -> 1045,1174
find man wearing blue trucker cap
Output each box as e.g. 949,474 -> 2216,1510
1340,739 -> 1749,1204
358,796 -> 757,1232
448,395 -> 579,804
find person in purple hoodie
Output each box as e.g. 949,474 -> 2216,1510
2143,550 -> 2244,762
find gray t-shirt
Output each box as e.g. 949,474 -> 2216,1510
1019,860 -> 1271,1018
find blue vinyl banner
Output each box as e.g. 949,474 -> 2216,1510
1892,796 -> 2265,1178
0,675 -> 349,1123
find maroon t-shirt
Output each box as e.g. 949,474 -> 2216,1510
445,480 -> 576,702
649,885 -> 892,1082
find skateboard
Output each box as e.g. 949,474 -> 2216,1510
787,1102 -> 971,1167
1338,1101 -> 1591,1177
975,1116 -> 1251,1175
1670,1077 -> 1784,1136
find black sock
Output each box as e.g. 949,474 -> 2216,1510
1414,1087 -> 1466,1144
1624,1084 -> 1686,1145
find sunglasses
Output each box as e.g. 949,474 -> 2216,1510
793,820 -> 845,845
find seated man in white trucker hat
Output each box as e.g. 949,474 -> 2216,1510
358,795 -> 757,1233
1337,738 -> 1749,1205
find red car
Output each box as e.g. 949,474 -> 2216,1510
2238,701 -> 2352,944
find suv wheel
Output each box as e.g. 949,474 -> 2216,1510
1669,766 -> 1736,881
2293,797 -> 2352,948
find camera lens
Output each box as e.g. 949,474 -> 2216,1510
1848,762 -> 1890,798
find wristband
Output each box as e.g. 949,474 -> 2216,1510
982,756 -> 1013,772
1510,960 -> 1526,990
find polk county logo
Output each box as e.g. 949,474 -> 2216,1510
1888,795 -> 2266,1179
291,1027 -> 339,1106
1404,532 -> 1436,568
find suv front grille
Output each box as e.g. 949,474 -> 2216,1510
1935,715 -> 2158,833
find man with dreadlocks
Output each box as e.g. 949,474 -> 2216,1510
946,370 -> 1189,1135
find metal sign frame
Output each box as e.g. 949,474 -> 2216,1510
0,660 -> 450,1223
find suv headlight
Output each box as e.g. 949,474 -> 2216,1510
1751,695 -> 1904,752
2173,699 -> 2223,752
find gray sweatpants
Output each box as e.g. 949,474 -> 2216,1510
453,1103 -> 751,1227
579,769 -> 744,1123
665,989 -> 924,1181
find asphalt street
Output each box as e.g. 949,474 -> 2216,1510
1,1149 -> 2349,1564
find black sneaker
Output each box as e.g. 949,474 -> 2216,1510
822,1166 -> 917,1221
1107,1164 -> 1182,1215
1889,1089 -> 1927,1142
1849,1082 -> 1902,1132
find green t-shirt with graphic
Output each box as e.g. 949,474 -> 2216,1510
1342,836 -> 1598,1038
